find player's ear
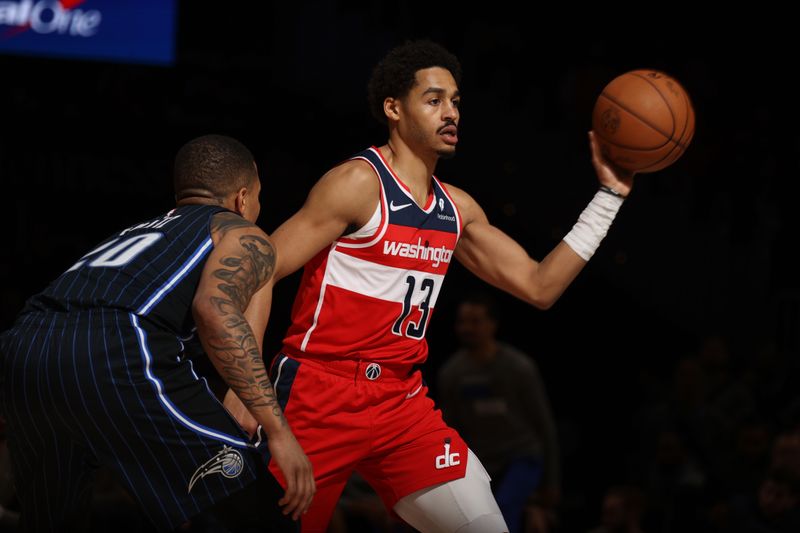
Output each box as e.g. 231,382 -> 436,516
384,97 -> 400,123
233,187 -> 247,217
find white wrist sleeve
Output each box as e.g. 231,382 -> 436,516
562,189 -> 624,261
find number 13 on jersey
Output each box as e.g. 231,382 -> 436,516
392,273 -> 442,340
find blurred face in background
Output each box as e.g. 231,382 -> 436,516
455,302 -> 497,351
758,478 -> 797,519
601,493 -> 628,530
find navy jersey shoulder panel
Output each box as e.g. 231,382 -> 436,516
24,204 -> 231,335
352,149 -> 459,234
350,147 -> 396,194
426,178 -> 460,233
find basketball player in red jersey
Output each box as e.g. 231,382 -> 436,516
229,40 -> 634,532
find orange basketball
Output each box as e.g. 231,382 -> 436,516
592,69 -> 694,173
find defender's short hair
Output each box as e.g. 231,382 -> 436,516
173,134 -> 256,201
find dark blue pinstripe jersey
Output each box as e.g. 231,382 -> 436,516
22,204 -> 228,336
0,203 -> 286,531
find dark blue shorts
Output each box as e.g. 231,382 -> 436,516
0,310 -> 283,532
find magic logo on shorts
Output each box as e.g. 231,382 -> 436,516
187,446 -> 244,493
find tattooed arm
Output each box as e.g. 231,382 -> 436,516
193,212 -> 314,519
194,213 -> 280,428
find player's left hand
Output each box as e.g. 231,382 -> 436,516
269,426 -> 316,520
588,130 -> 635,197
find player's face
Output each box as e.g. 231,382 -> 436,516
399,67 -> 460,159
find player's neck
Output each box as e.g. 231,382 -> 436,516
177,198 -> 220,206
382,138 -> 436,204
176,190 -> 224,207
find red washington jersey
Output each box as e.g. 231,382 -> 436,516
282,147 -> 462,365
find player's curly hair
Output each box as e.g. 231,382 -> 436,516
173,134 -> 257,202
368,40 -> 462,125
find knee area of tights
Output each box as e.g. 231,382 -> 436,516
455,513 -> 508,533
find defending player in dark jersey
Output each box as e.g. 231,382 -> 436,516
0,135 -> 314,532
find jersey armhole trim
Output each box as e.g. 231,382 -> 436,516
336,156 -> 390,249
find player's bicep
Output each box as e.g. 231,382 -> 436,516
269,205 -> 345,280
451,186 -> 533,281
271,162 -> 378,280
193,227 -> 277,321
453,196 -> 541,304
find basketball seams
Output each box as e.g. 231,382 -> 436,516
629,72 -> 678,139
593,69 -> 694,172
599,92 -> 673,147
631,71 -> 693,151
638,82 -> 694,171
597,94 -> 672,150
677,87 -> 695,148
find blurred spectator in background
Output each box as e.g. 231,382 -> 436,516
697,334 -> 756,454
640,428 -> 706,531
0,417 -> 19,532
587,485 -> 646,533
438,293 -> 560,533
770,431 -> 800,485
714,417 -> 773,502
721,466 -> 800,533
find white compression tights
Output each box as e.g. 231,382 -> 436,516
393,449 -> 509,533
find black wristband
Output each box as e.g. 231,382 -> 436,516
598,185 -> 626,199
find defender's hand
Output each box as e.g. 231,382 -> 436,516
269,427 -> 315,520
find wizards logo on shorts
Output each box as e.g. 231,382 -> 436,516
188,446 -> 244,493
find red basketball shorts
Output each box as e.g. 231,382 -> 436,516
266,352 -> 468,532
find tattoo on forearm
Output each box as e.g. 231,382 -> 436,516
204,232 -> 283,423
206,306 -> 284,421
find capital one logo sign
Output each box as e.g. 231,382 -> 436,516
0,0 -> 102,38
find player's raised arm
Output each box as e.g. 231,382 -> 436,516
451,131 -> 635,310
193,212 -> 314,520
269,159 -> 381,281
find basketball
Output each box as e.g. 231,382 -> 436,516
592,69 -> 695,173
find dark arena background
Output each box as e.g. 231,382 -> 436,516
1,2 -> 799,532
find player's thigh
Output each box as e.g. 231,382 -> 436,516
297,475 -> 350,533
393,450 -> 509,533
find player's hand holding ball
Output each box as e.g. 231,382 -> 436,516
590,69 -> 695,196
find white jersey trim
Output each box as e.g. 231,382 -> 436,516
325,250 -> 445,305
336,156 -> 390,249
342,201 -> 381,239
130,313 -> 250,448
300,242 -> 338,352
